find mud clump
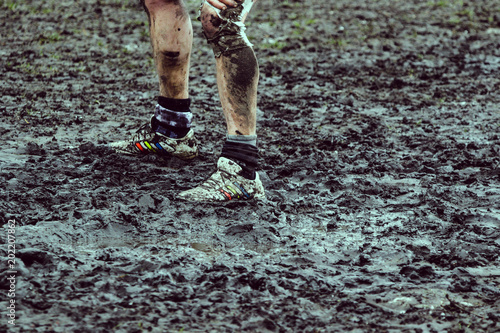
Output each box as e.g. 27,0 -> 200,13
1,0 -> 499,332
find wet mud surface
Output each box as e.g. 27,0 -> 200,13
1,0 -> 500,332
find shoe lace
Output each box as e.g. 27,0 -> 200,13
136,122 -> 150,132
199,168 -> 233,191
131,122 -> 153,142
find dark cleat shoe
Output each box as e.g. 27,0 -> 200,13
109,117 -> 198,160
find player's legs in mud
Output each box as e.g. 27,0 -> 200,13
177,0 -> 263,201
109,0 -> 197,158
199,0 -> 258,136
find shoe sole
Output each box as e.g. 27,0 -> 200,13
110,145 -> 198,161
178,191 -> 266,203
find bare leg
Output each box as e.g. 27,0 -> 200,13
215,47 -> 258,135
177,1 -> 265,201
142,0 -> 192,99
109,0 -> 197,159
200,1 -> 258,135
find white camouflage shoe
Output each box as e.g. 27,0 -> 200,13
108,117 -> 198,160
178,157 -> 266,202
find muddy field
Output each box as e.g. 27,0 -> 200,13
1,0 -> 499,332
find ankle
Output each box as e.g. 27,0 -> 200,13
221,139 -> 259,180
158,96 -> 191,111
153,97 -> 192,139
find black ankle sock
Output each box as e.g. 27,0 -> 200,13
154,97 -> 192,139
221,141 -> 259,180
158,96 -> 191,111
152,118 -> 190,139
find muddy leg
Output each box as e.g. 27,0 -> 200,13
200,0 -> 258,135
215,46 -> 258,136
142,0 -> 192,99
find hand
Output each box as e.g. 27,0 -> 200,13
205,0 -> 240,10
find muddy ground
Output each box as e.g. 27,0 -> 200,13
1,0 -> 499,332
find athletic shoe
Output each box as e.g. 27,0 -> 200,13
178,157 -> 265,202
108,117 -> 198,160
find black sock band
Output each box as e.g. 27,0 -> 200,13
153,100 -> 192,139
221,141 -> 259,180
157,96 -> 191,112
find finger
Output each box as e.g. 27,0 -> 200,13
206,0 -> 238,10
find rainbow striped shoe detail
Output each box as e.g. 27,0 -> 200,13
178,157 -> 265,202
109,119 -> 198,160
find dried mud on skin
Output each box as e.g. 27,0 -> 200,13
1,0 -> 499,332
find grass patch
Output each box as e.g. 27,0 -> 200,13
261,40 -> 287,50
39,32 -> 62,45
329,38 -> 347,47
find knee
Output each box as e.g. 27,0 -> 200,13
142,0 -> 182,16
159,50 -> 186,67
199,4 -> 222,39
199,1 -> 254,57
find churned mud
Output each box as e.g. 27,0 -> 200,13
1,0 -> 499,332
